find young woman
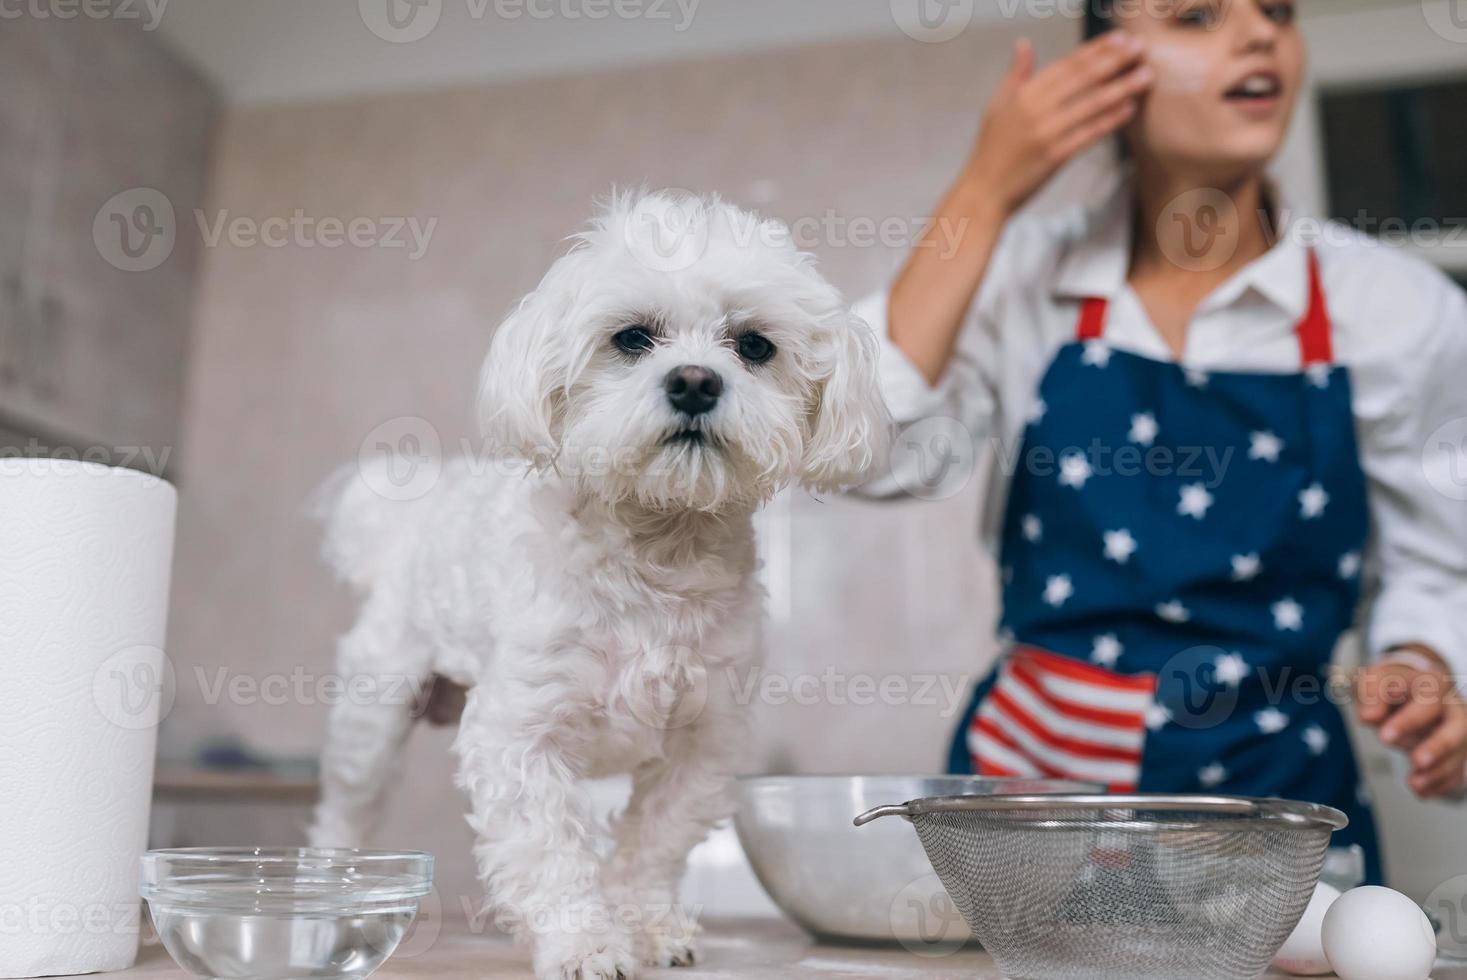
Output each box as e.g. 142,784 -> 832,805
860,0 -> 1467,883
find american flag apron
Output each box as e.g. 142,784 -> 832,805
948,250 -> 1384,882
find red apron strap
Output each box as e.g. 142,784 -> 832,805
1076,297 -> 1108,341
1296,249 -> 1333,366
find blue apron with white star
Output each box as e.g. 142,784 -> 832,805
947,251 -> 1382,883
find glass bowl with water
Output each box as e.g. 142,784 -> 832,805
141,848 -> 434,980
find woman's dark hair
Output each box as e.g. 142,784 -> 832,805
1085,1 -> 1130,159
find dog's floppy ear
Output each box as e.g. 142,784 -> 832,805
477,283 -> 567,463
800,311 -> 892,493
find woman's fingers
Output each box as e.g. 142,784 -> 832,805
1050,97 -> 1139,164
1412,701 -> 1467,762
1410,733 -> 1467,798
1379,696 -> 1445,749
1030,30 -> 1148,110
1356,662 -> 1414,725
999,37 -> 1037,96
1053,63 -> 1153,138
1354,656 -> 1467,798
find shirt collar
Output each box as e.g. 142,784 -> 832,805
1051,178 -> 1314,321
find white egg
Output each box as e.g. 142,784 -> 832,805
1321,886 -> 1437,980
1272,881 -> 1340,975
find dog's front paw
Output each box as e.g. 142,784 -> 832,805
638,928 -> 700,969
534,929 -> 637,980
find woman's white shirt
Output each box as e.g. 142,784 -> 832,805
856,182 -> 1467,670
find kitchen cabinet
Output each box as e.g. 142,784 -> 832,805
0,15 -> 216,462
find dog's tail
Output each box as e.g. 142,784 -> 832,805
313,460 -> 419,594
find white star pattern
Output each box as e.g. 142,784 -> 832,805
1178,483 -> 1215,520
1272,597 -> 1304,632
1081,341 -> 1113,368
1021,514 -> 1043,543
1145,702 -> 1173,732
1255,707 -> 1290,735
1043,574 -> 1074,608
1299,483 -> 1330,519
1214,652 -> 1250,688
1306,363 -> 1332,389
1026,397 -> 1047,427
1156,599 -> 1191,624
1129,412 -> 1159,447
1199,763 -> 1229,788
1230,553 -> 1263,582
1249,430 -> 1284,463
1059,452 -> 1093,489
1303,724 -> 1330,756
1091,633 -> 1124,668
1185,368 -> 1210,388
1103,529 -> 1138,565
1338,551 -> 1362,579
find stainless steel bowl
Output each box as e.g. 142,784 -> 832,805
734,775 -> 1097,946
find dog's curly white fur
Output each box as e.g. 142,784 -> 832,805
308,191 -> 889,980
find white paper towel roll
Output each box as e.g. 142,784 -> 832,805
0,458 -> 177,978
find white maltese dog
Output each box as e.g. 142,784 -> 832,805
308,191 -> 889,980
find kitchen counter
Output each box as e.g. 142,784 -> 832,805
98,916 -> 1466,979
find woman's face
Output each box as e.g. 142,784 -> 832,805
1116,0 -> 1305,178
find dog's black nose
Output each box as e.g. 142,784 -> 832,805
664,365 -> 722,417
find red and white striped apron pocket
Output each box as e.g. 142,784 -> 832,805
969,646 -> 1157,791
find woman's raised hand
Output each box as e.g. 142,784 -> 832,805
966,32 -> 1153,216
886,31 -> 1153,386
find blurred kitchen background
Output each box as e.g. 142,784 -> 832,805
3,0 -> 1465,919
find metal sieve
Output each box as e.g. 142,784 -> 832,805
855,794 -> 1347,980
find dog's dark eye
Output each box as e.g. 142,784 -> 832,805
612,326 -> 656,356
736,332 -> 775,365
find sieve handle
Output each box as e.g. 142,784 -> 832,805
853,804 -> 912,827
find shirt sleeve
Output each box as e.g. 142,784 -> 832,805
850,262 -> 1008,501
1362,276 -> 1467,672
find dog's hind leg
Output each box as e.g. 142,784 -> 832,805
308,592 -> 429,849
